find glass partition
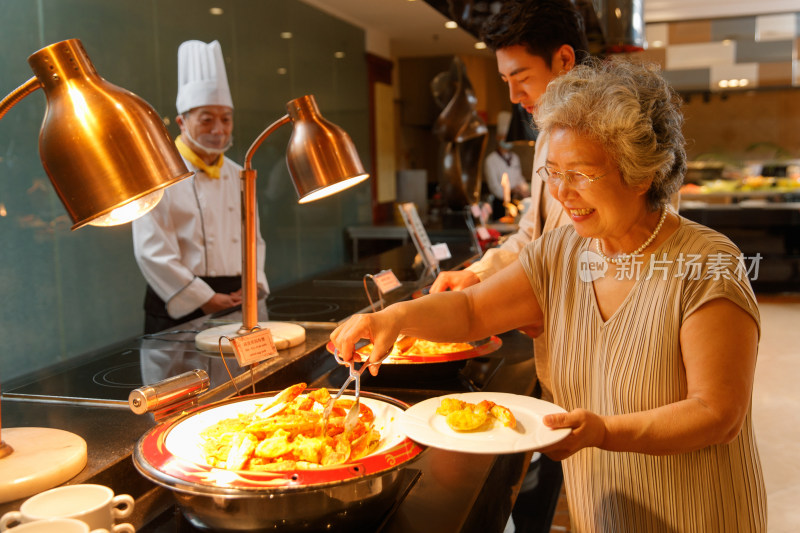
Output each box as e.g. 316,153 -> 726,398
0,0 -> 370,380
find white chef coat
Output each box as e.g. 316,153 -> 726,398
132,155 -> 269,320
483,149 -> 528,200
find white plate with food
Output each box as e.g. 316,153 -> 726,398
399,392 -> 571,454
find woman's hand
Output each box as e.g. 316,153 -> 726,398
538,408 -> 607,460
330,311 -> 400,376
430,270 -> 480,292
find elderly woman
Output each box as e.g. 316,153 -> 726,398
331,59 -> 766,532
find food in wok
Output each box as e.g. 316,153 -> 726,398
359,338 -> 474,357
200,383 -> 381,471
436,397 -> 516,431
325,336 -> 501,368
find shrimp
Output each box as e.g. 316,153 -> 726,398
445,406 -> 489,431
436,397 -> 467,416
307,387 -> 331,406
200,384 -> 382,471
489,404 -> 516,428
225,432 -> 258,470
321,435 -> 351,466
437,397 -> 517,431
254,430 -> 293,458
256,382 -> 307,413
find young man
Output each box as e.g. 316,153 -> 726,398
432,0 -> 589,398
429,3 -> 590,532
431,0 -> 589,294
132,40 -> 269,334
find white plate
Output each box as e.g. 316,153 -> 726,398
399,392 -> 571,454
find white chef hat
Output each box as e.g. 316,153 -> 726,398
496,110 -> 512,140
176,40 -> 233,114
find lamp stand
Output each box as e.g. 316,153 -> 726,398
194,321 -> 306,354
194,115 -> 305,354
193,95 -> 368,355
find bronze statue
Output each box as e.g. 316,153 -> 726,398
431,56 -> 488,210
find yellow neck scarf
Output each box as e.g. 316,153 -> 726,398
175,135 -> 224,179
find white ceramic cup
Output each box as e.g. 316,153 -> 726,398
2,518 -> 107,532
0,485 -> 133,533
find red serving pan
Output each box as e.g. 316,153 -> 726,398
133,390 -> 424,531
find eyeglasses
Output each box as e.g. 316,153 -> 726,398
536,166 -> 606,190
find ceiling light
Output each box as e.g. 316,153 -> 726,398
445,21 -> 458,29
650,40 -> 664,48
334,51 -> 346,59
209,7 -> 223,15
277,67 -> 287,75
280,32 -> 293,39
718,80 -> 729,88
739,79 -> 749,87
474,42 -> 487,50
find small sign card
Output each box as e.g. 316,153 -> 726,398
230,328 -> 278,367
398,202 -> 439,273
373,269 -> 402,294
431,242 -> 452,260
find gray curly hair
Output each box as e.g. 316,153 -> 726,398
534,58 -> 686,211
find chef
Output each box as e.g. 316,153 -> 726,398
483,110 -> 530,208
132,40 -> 269,334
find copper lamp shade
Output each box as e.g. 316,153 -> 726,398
26,39 -> 192,229
285,95 -> 368,203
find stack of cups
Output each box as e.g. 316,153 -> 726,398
0,484 -> 134,532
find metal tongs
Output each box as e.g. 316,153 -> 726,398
321,349 -> 381,436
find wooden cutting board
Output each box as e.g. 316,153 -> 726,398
0,427 -> 87,504
194,321 -> 306,354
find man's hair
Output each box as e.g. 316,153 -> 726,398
480,0 -> 590,67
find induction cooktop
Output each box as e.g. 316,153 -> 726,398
265,295 -> 375,322
2,342 -> 247,405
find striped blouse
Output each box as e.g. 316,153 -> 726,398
520,216 -> 767,532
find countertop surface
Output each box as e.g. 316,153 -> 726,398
1,240 -> 539,532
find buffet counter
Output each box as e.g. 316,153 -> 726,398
679,201 -> 800,292
1,239 -> 538,532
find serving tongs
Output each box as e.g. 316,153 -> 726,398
322,350 -> 381,436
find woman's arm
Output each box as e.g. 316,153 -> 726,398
541,297 -> 759,459
330,260 -> 544,369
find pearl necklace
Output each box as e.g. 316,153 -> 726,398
595,208 -> 668,264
